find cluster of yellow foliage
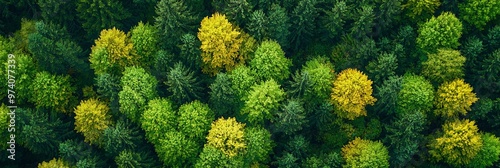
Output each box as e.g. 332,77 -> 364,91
198,13 -> 243,75
341,137 -> 389,168
331,68 -> 376,120
434,79 -> 478,118
428,119 -> 482,166
206,117 -> 246,157
37,158 -> 69,168
90,27 -> 137,74
74,99 -> 112,145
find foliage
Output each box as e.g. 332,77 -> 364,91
244,126 -> 273,165
422,49 -> 466,84
290,0 -> 318,51
165,62 -> 202,105
247,10 -> 267,42
434,79 -> 478,118
0,105 -> 8,150
102,119 -> 142,157
119,67 -> 158,123
155,0 -> 198,50
212,0 -> 252,26
276,152 -> 300,168
428,119 -> 482,166
303,152 -> 343,168
95,73 -> 121,101
350,5 -> 375,39
331,68 -> 376,120
477,49 -> 500,95
179,33 -> 202,70
198,13 -> 243,75
9,53 -> 37,104
397,74 -> 434,114
241,79 -> 285,125
195,146 -> 245,168
206,117 -> 246,157
467,133 -> 500,168
31,71 -> 75,113
38,158 -> 70,168
178,101 -> 215,143
459,0 -> 500,30
402,0 -> 440,21
416,12 -> 462,53
249,40 -> 292,82
374,76 -> 402,116
130,22 -> 158,68
37,0 -> 77,29
366,53 -> 398,85
341,137 -> 390,168
156,131 -> 199,167
89,28 -> 137,75
300,57 -> 335,102
274,99 -> 307,135
141,98 -> 176,146
228,65 -> 256,99
76,0 -> 131,39
268,4 -> 291,49
74,99 -> 112,145
209,73 -> 237,117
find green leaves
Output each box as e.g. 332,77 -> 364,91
241,79 -> 285,125
397,74 -> 434,114
165,63 -> 202,105
341,138 -> 389,168
249,40 -> 291,82
119,67 -> 157,123
178,101 -> 215,143
416,12 -> 463,53
74,99 -> 112,145
140,98 -> 176,146
459,0 -> 500,30
31,71 -> 75,113
422,49 -> 466,84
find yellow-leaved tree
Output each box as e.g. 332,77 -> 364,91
434,79 -> 478,118
331,68 -> 377,120
198,13 -> 243,75
428,119 -> 482,166
74,99 -> 112,145
37,158 -> 70,168
89,27 -> 137,75
206,117 -> 246,157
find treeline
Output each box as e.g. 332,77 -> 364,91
0,0 -> 500,167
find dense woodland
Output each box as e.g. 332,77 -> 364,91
0,0 -> 500,167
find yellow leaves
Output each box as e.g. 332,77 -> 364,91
74,98 -> 112,145
198,13 -> 244,75
331,68 -> 376,120
434,79 -> 478,118
206,117 -> 246,157
90,27 -> 137,75
37,158 -> 69,168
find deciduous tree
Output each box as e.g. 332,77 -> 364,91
249,40 -> 291,82
422,49 -> 466,84
141,98 -> 176,146
402,0 -> 440,22
397,74 -> 434,114
130,22 -> 158,68
467,133 -> 500,168
331,69 -> 376,120
241,79 -> 285,125
244,126 -> 273,165
206,117 -> 246,157
38,158 -> 70,168
341,137 -> 389,168
89,28 -> 137,75
434,79 -> 478,118
31,71 -> 75,113
459,0 -> 500,30
178,101 -> 215,143
416,12 -> 462,53
119,67 -> 157,123
156,131 -> 199,167
74,99 -> 112,145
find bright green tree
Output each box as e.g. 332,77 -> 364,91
195,146 -> 245,167
341,137 -> 390,168
402,0 -> 440,21
249,40 -> 291,82
467,133 -> 500,168
130,22 -> 158,68
74,99 -> 112,145
422,49 -> 466,84
165,62 -> 202,105
8,53 -> 37,104
459,0 -> 500,30
31,71 -> 75,113
416,12 -> 463,53
156,131 -> 199,167
228,65 -> 256,100
331,68 -> 377,120
76,0 -> 131,38
300,57 -> 335,102
206,117 -> 246,157
89,28 -> 137,75
119,67 -> 157,123
0,104 -> 9,150
397,74 -> 434,114
434,79 -> 478,118
38,158 -> 70,168
241,79 -> 285,125
198,13 -> 244,75
244,126 -> 273,165
178,101 -> 215,143
140,98 -> 176,146
428,119 -> 482,166
155,0 -> 198,51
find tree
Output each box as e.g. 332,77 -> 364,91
38,158 -> 70,168
0,105 -> 8,150
102,119 -> 142,157
28,21 -> 86,75
268,4 -> 291,50
303,152 -> 343,168
300,57 -> 335,102
323,1 -> 348,39
397,74 -> 434,114
331,68 -> 377,120
341,137 -> 389,168
467,133 -> 500,168
74,99 -> 112,145
422,49 -> 466,84
179,33 -> 202,70
434,79 -> 478,118
249,40 -> 292,82
290,0 -> 318,51
350,5 -> 375,39
37,0 -> 78,30
416,12 -> 463,53
428,119 -> 482,166
156,131 -> 199,167
228,65 -> 257,100
246,10 -> 267,42
244,126 -> 273,165
9,53 -> 37,104
95,73 -> 121,101
165,63 -> 202,105
206,117 -> 246,157
209,73 -> 238,117
76,0 -> 131,39
212,0 -> 252,26
366,53 -> 398,85
178,101 -> 215,143
195,146 -> 245,168
374,76 -> 402,116
476,49 -> 500,95
141,98 -> 176,146
402,0 -> 440,22
155,0 -> 198,51
119,67 -> 158,123
114,149 -> 160,168
459,0 -> 500,30
130,22 -> 158,68
274,99 -> 307,135
198,13 -> 244,75
31,71 -> 75,113
241,79 -> 285,125
89,28 -> 137,75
